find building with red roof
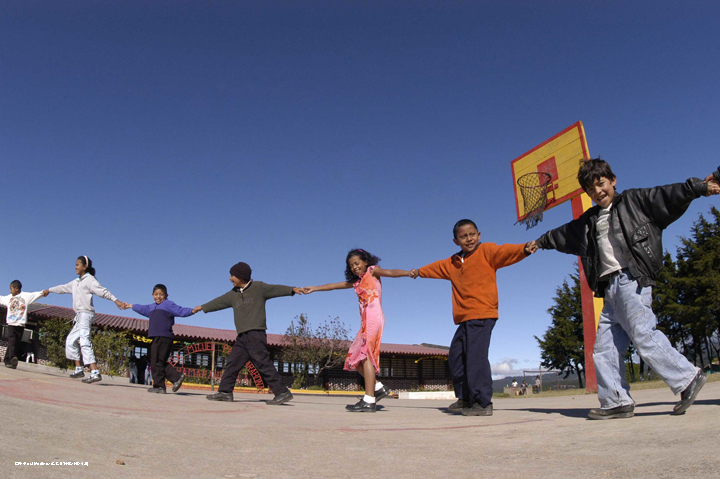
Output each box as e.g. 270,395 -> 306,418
1,303 -> 450,392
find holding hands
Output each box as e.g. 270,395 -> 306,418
525,240 -> 538,255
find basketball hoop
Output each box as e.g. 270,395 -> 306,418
516,171 -> 553,229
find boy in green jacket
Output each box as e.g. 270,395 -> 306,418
193,262 -> 303,405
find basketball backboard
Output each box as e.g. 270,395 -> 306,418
511,121 -> 590,223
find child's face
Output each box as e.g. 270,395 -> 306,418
230,275 -> 250,288
453,224 -> 481,254
347,256 -> 369,278
9,286 -> 20,296
152,289 -> 167,304
585,176 -> 617,208
75,259 -> 86,276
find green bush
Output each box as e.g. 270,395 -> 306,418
92,328 -> 131,377
38,317 -> 73,370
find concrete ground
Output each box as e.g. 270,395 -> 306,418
2,363 -> 719,479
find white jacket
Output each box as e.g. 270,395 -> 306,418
49,274 -> 117,313
0,291 -> 45,326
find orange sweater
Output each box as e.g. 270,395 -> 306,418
418,242 -> 528,323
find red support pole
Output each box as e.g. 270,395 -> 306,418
571,195 -> 598,393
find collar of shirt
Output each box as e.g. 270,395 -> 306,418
234,279 -> 253,293
456,243 -> 481,264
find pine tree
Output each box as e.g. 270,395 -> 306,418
535,264 -> 585,388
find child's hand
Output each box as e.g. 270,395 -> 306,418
409,269 -> 419,279
706,180 -> 720,196
192,306 -> 203,314
42,289 -> 50,297
114,299 -> 126,310
525,241 -> 538,255
301,286 -> 315,294
292,287 -> 304,295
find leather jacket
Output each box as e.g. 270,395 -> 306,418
536,178 -> 709,297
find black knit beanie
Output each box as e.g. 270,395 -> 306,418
230,262 -> 252,281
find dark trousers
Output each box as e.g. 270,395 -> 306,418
3,326 -> 24,364
448,319 -> 497,408
150,336 -> 181,389
218,330 -> 287,395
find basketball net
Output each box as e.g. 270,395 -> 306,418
516,172 -> 552,229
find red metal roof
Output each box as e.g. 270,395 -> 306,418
24,304 -> 448,357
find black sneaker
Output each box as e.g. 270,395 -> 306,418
374,385 -> 391,402
69,370 -> 85,379
461,403 -> 493,416
346,399 -> 376,412
448,399 -> 471,413
266,390 -> 293,405
588,404 -> 634,420
10,358 -> 18,369
673,369 -> 707,415
148,387 -> 166,394
172,374 -> 185,393
82,373 -> 103,384
206,391 -> 234,402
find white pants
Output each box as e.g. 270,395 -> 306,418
65,312 -> 96,365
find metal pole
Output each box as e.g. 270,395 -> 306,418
211,343 -> 216,392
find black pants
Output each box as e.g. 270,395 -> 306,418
3,326 -> 24,364
218,330 -> 287,395
448,319 -> 496,408
150,336 -> 181,389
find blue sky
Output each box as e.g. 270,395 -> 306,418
3,1 -> 719,378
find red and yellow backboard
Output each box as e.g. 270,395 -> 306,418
511,121 -> 590,223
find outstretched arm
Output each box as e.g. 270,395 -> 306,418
302,282 -> 353,294
371,267 -> 415,279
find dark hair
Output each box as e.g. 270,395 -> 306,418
153,284 -> 168,297
577,158 -> 616,192
10,280 -> 22,290
453,219 -> 478,239
344,248 -> 380,283
77,255 -> 96,276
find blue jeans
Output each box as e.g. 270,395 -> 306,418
593,270 -> 698,409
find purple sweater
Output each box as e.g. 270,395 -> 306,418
132,300 -> 194,339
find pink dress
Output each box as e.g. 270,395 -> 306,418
344,265 -> 385,373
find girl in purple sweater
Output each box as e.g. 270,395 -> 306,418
121,284 -> 194,393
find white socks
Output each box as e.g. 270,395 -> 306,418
90,370 -> 100,376
75,366 -> 83,373
363,395 -> 376,404
375,382 -> 384,391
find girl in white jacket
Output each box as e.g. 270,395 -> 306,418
44,256 -> 124,383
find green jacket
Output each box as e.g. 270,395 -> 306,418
201,281 -> 295,334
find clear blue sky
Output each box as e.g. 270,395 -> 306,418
3,1 -> 719,378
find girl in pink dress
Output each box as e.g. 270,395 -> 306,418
303,249 -> 415,412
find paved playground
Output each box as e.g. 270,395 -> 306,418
2,363 -> 718,479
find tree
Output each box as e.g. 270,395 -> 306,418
535,264 -> 585,388
39,317 -> 73,369
282,314 -> 350,389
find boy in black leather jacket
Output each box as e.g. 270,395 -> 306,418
535,159 -> 719,419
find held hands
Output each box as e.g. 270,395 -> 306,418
705,180 -> 720,196
292,287 -> 305,295
409,269 -> 419,279
301,287 -> 315,294
42,289 -> 50,297
192,306 -> 203,314
525,240 -> 538,255
114,299 -> 129,310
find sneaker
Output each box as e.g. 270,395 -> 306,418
148,387 -> 166,394
10,357 -> 18,369
82,373 -> 103,384
172,374 -> 186,393
346,399 -> 376,413
266,390 -> 293,405
206,391 -> 234,402
69,370 -> 85,379
588,404 -> 634,420
374,385 -> 392,402
673,369 -> 707,415
461,403 -> 493,417
448,399 -> 471,413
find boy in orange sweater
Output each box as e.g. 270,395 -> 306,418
412,219 -> 536,416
